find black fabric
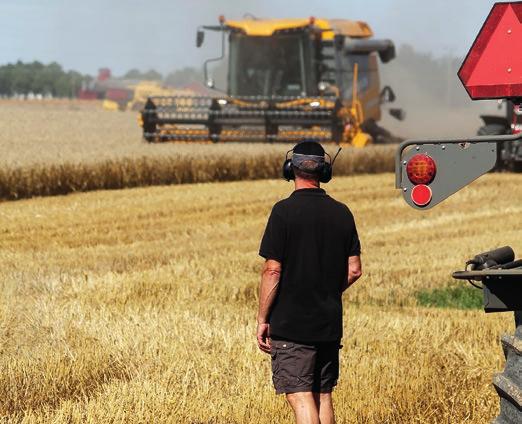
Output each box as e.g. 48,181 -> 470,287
259,188 -> 361,342
270,338 -> 340,394
293,140 -> 325,156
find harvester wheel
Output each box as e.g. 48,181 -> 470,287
492,324 -> 521,424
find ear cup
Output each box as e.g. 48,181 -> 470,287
282,159 -> 295,181
320,162 -> 332,183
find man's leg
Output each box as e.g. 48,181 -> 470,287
286,391 -> 320,424
313,392 -> 335,424
312,341 -> 339,424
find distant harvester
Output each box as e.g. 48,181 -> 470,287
140,16 -> 405,146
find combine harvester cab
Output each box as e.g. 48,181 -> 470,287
140,16 -> 405,145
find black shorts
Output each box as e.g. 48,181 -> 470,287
270,338 -> 341,395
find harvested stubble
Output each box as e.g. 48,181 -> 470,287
0,172 -> 519,423
0,100 -> 394,200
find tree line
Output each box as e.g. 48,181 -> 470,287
0,61 -> 205,98
123,67 -> 204,87
0,61 -> 90,98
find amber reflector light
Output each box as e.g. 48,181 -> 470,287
406,154 -> 437,185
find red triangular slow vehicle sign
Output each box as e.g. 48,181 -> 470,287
458,1 -> 522,100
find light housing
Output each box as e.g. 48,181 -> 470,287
406,154 -> 437,185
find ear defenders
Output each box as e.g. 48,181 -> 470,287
282,147 -> 341,183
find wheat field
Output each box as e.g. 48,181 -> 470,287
1,171 -> 519,423
0,100 -> 395,200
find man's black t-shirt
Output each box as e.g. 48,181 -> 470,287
259,188 -> 361,343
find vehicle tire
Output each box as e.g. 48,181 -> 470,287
492,324 -> 521,424
477,124 -> 509,171
505,161 -> 522,173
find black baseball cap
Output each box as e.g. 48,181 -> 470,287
293,140 -> 325,156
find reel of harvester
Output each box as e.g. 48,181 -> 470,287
139,94 -> 353,144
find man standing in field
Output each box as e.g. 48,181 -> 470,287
257,140 -> 362,424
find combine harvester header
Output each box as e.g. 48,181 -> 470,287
140,16 -> 404,145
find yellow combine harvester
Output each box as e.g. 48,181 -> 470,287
103,81 -> 193,112
140,16 -> 404,146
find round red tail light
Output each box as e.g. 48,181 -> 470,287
406,154 -> 436,185
411,184 -> 432,207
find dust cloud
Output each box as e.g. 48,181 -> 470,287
380,44 -> 503,140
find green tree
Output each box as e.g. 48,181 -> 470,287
0,61 -> 91,98
124,68 -> 142,79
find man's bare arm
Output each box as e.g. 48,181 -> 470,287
256,259 -> 282,353
342,255 -> 362,292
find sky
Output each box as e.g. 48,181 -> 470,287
0,0 -> 499,76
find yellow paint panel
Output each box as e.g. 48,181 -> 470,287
226,18 -> 310,36
225,18 -> 373,39
102,99 -> 120,111
351,131 -> 373,147
314,19 -> 373,40
327,19 -> 373,38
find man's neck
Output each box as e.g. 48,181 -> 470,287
294,178 -> 320,191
